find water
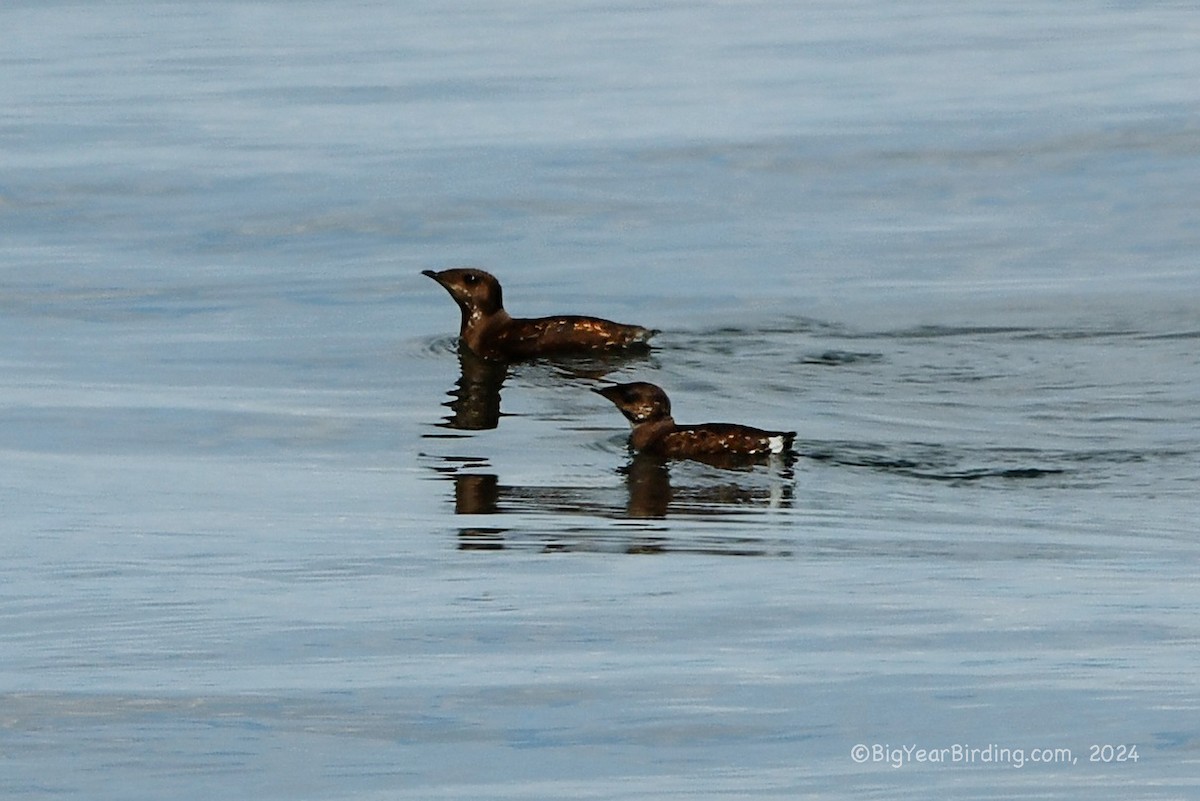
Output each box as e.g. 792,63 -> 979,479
3,1 -> 1199,798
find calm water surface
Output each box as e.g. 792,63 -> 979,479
2,2 -> 1199,799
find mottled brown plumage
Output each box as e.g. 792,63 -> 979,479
422,268 -> 657,361
594,382 -> 796,461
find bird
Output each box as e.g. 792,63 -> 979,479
594,381 -> 796,461
422,268 -> 657,361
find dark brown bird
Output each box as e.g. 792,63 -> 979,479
594,381 -> 796,460
422,268 -> 657,361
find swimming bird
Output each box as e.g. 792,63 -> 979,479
594,381 -> 796,460
422,268 -> 657,361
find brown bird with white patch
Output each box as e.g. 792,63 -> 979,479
423,268 -> 657,361
594,381 -> 796,461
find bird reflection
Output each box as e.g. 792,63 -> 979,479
438,346 -> 508,431
619,453 -> 673,518
453,472 -> 501,514
448,473 -> 506,550
436,346 -> 655,431
620,452 -> 797,518
432,455 -> 794,553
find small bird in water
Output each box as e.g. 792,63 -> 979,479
422,268 -> 657,361
594,381 -> 796,461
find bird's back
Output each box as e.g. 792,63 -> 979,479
649,423 -> 796,458
487,315 -> 656,359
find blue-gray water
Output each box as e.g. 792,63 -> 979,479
3,2 -> 1199,798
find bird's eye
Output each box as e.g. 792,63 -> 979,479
463,273 -> 479,285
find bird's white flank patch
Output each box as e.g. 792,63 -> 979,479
768,435 -> 785,454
